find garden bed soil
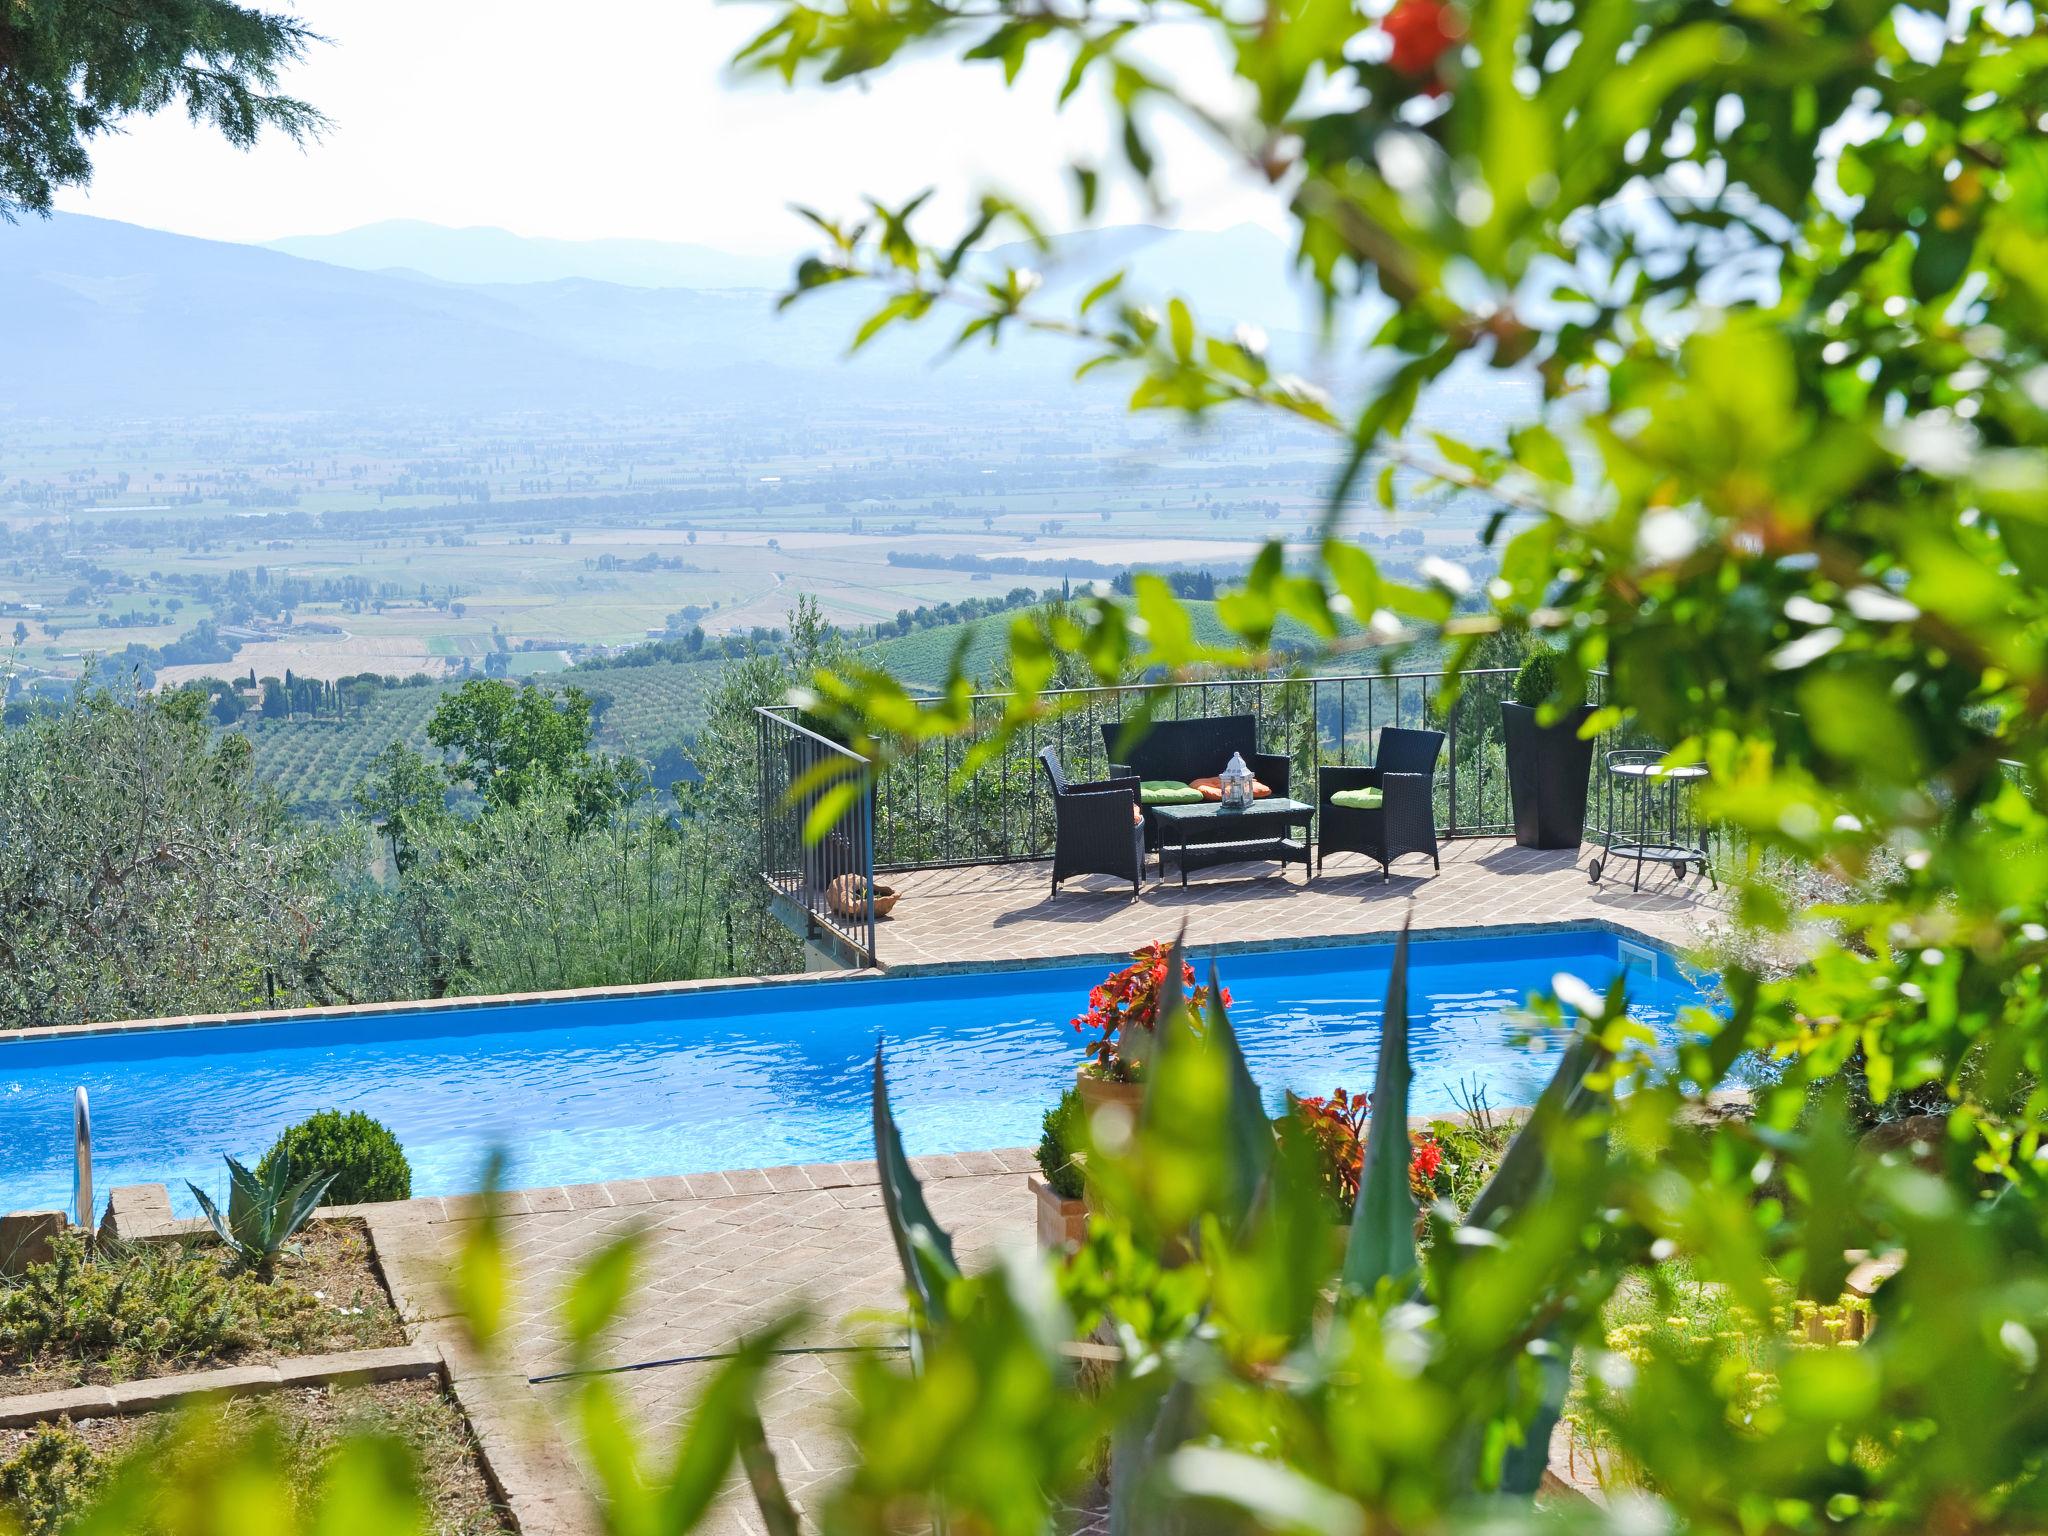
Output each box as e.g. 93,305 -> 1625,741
0,1378 -> 510,1535
0,1219 -> 405,1397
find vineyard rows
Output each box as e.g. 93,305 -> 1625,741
243,658 -> 729,818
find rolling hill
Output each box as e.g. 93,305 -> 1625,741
266,220 -> 785,290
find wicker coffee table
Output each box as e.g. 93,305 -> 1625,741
1150,798 -> 1316,887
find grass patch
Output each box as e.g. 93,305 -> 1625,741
0,1378 -> 508,1535
0,1221 -> 403,1396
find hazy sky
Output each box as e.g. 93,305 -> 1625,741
51,0 -> 1279,256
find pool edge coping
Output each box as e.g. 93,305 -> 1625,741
0,916 -> 1704,1048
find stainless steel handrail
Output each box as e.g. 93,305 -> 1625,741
73,1087 -> 93,1232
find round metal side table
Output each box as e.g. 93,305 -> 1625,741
1589,750 -> 1714,891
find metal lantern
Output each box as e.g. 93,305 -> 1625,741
1219,751 -> 1256,810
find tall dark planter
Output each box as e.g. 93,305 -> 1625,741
1501,702 -> 1595,849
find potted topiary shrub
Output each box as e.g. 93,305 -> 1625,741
1500,647 -> 1597,849
1030,1087 -> 1089,1255
1071,941 -> 1230,1115
258,1110 -> 413,1206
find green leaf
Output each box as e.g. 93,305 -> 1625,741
654,1315 -> 807,1531
1342,922 -> 1416,1294
564,1231 -> 643,1359
450,1149 -> 511,1350
1508,422 -> 1573,484
1168,298 -> 1195,362
1080,270 -> 1125,315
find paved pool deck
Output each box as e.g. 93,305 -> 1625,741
875,837 -> 1723,970
367,1153 -> 1041,1536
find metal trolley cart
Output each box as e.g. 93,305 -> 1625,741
1589,749 -> 1714,890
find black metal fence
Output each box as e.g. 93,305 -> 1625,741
756,708 -> 877,963
760,669 -> 1624,903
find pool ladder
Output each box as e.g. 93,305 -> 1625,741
73,1086 -> 93,1233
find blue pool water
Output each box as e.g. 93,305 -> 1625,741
0,929 -> 1708,1217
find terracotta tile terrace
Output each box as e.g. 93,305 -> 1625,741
872,838 -> 1724,972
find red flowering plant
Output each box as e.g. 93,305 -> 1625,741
1288,1098 -> 1467,1221
1408,1133 -> 1447,1204
1071,940 -> 1230,1082
1380,0 -> 1462,96
1289,1087 -> 1368,1216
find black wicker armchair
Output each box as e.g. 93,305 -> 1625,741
1038,748 -> 1146,897
1317,726 -> 1445,882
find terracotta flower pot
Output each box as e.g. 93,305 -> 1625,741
1075,1066 -> 1145,1119
825,875 -> 899,919
1029,1174 -> 1088,1255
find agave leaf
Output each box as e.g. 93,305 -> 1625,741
186,1181 -> 242,1260
1202,961 -> 1274,1237
738,1410 -> 802,1536
656,1314 -> 806,1531
1461,1027 -> 1608,1236
872,1044 -> 961,1340
275,1167 -> 340,1244
224,1154 -> 265,1248
1110,1374 -> 1199,1536
1496,1343 -> 1573,1497
1342,922 -> 1416,1294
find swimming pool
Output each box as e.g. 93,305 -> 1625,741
0,928 -> 1708,1217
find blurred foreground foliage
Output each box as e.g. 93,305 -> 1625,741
15,0 -> 2048,1530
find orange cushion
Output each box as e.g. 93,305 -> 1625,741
1132,804 -> 1145,827
1190,776 -> 1272,801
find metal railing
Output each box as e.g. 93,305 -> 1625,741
756,708 -> 878,964
759,669 -> 1625,906
73,1087 -> 93,1232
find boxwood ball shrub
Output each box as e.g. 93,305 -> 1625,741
257,1110 -> 412,1206
1510,646 -> 1560,710
1036,1087 -> 1086,1201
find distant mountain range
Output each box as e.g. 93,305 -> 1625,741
266,220 -> 787,291
3,215 -> 1527,423
266,218 -> 1337,333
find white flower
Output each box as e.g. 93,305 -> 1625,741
1552,972 -> 1606,1019
1232,323 -> 1269,357
1636,508 -> 1700,564
1271,373 -> 1332,410
1767,628 -> 1843,670
1419,556 -> 1472,596
1844,586 -> 1920,623
1783,595 -> 1834,626
1893,410 -> 1978,476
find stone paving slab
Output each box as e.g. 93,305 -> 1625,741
875,838 -> 1722,970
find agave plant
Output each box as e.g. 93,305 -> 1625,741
187,1153 -> 338,1276
845,920 -> 1636,1533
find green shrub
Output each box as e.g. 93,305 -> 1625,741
0,1422 -> 101,1536
1422,1120 -> 1510,1212
1036,1088 -> 1086,1201
1510,646 -> 1560,709
258,1110 -> 412,1206
0,1231 -> 317,1382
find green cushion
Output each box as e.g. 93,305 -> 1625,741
1329,787 -> 1384,811
1139,779 -> 1205,806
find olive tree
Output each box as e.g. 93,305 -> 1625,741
0,688 -> 330,1027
